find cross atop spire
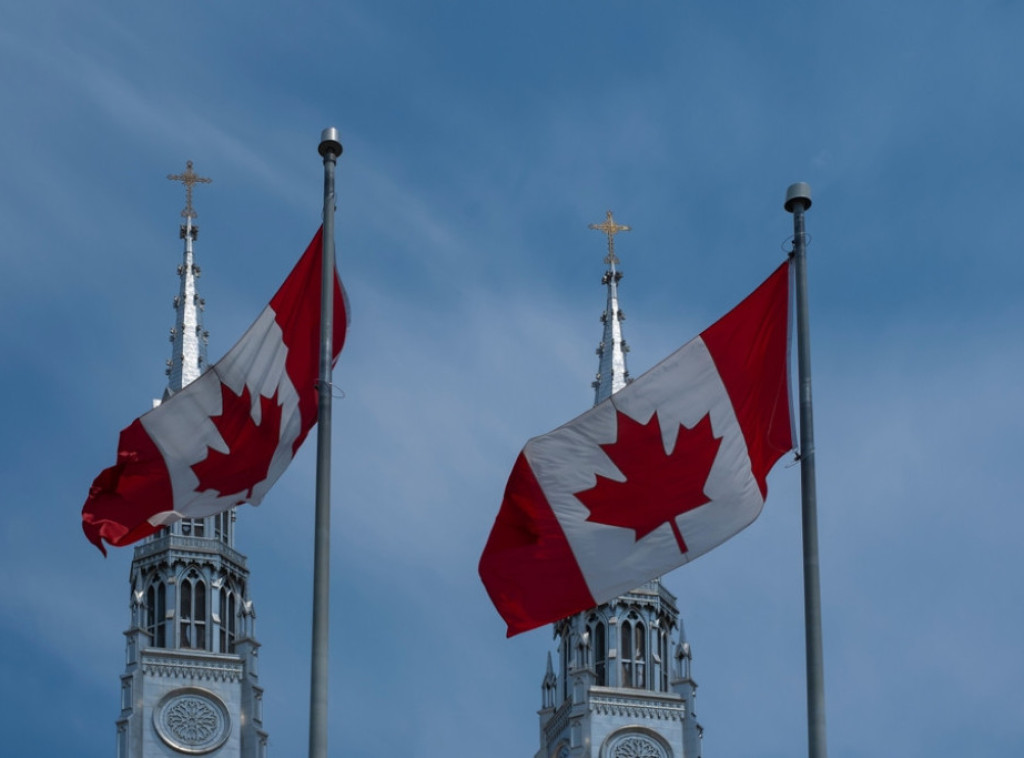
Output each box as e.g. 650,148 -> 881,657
590,210 -> 631,404
167,160 -> 212,219
588,210 -> 631,265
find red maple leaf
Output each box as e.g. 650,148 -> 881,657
575,409 -> 722,554
192,383 -> 283,502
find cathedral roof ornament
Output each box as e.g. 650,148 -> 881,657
588,209 -> 631,265
167,160 -> 212,220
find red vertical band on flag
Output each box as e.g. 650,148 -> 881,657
81,418 -> 174,555
269,226 -> 349,454
479,452 -> 595,636
700,261 -> 793,498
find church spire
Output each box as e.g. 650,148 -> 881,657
589,210 -> 631,404
164,161 -> 211,398
114,166 -> 268,758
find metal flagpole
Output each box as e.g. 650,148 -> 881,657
310,127 -> 342,758
785,182 -> 828,758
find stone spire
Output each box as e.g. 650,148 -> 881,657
589,210 -> 631,404
113,166 -> 268,758
164,161 -> 211,398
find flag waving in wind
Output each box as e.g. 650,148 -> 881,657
479,262 -> 793,636
82,227 -> 348,554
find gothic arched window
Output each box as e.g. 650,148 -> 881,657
146,581 -> 167,648
658,625 -> 669,691
593,621 -> 607,686
179,574 -> 207,649
218,587 -> 237,653
621,614 -> 646,688
634,620 -> 646,688
621,621 -> 632,687
560,633 -> 569,701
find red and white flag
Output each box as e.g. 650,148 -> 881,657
479,262 -> 793,636
82,227 -> 347,554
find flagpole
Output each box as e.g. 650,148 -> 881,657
785,182 -> 828,758
309,127 -> 342,758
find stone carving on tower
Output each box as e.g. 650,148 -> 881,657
115,163 -> 268,758
536,213 -> 703,758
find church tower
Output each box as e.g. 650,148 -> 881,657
115,163 -> 268,758
536,212 -> 703,758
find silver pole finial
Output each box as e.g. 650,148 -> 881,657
318,127 -> 343,158
785,182 -> 813,213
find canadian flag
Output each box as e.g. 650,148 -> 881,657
479,262 -> 793,636
82,227 -> 347,554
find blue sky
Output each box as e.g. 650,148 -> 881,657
2,2 -> 1023,756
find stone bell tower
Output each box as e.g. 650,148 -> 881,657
114,163 -> 268,758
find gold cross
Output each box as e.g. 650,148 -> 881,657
167,160 -> 212,219
588,210 -> 631,264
